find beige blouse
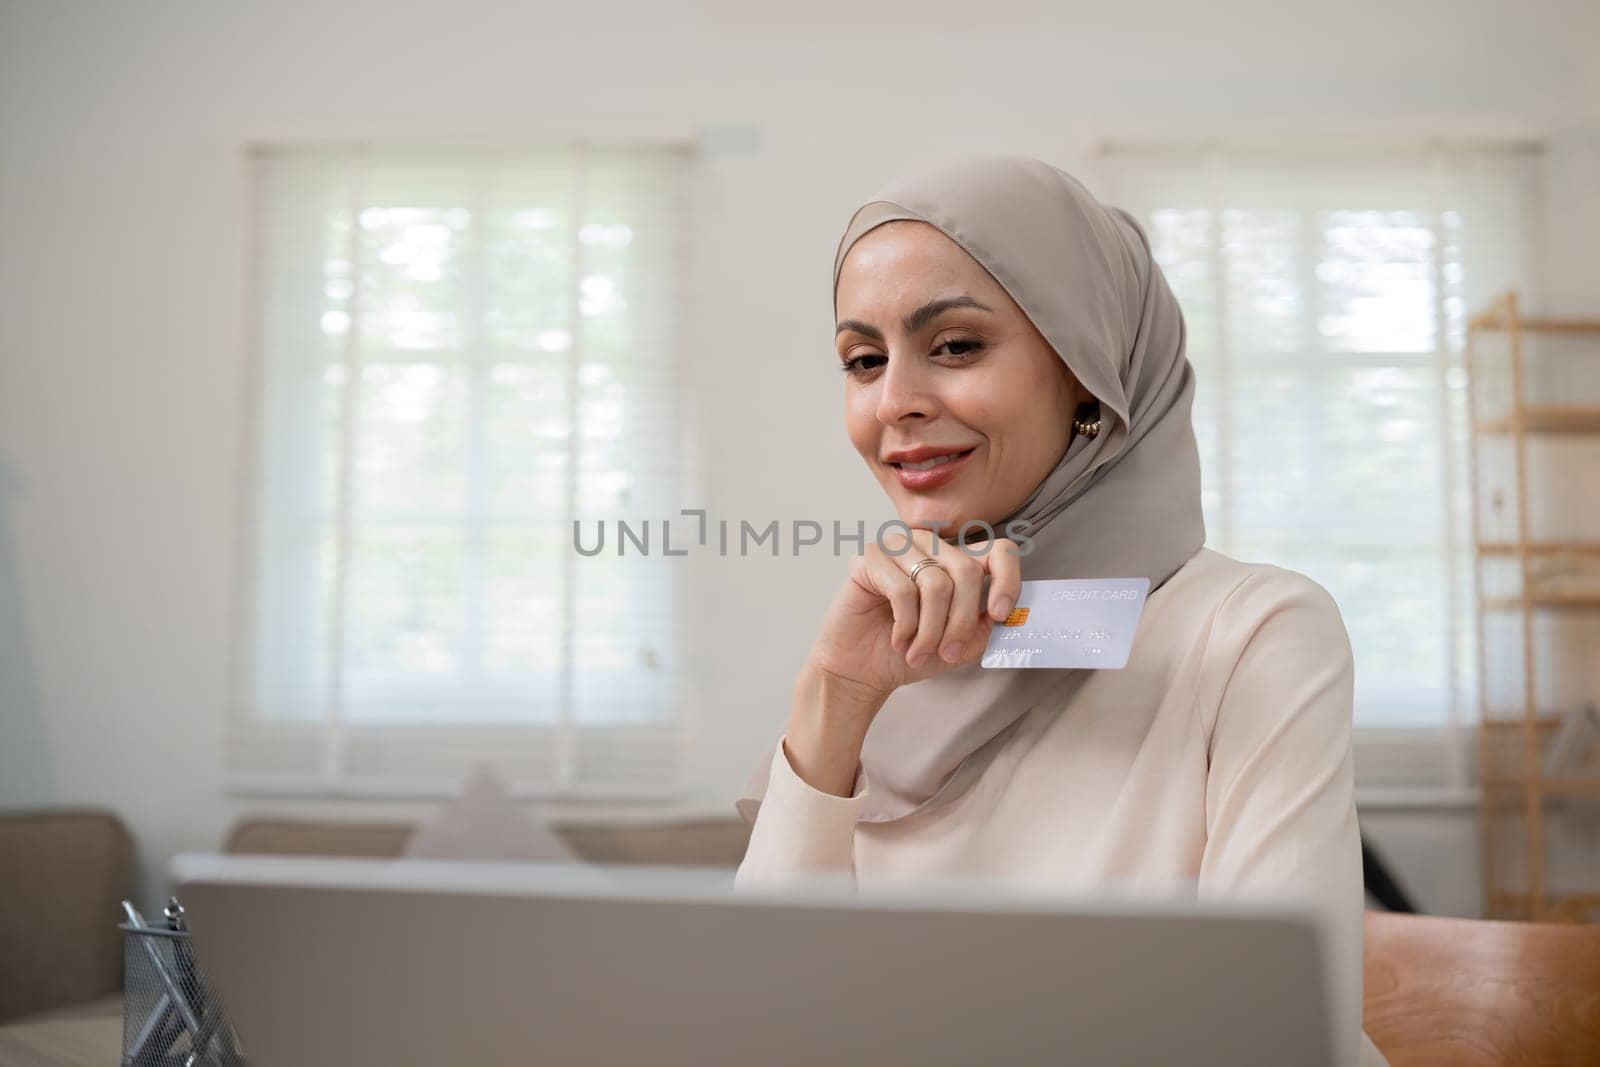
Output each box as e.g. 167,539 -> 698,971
736,548 -> 1388,1067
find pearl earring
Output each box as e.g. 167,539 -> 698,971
1072,400 -> 1102,441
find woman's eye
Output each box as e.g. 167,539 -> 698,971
839,341 -> 981,376
840,354 -> 887,375
936,339 -> 984,359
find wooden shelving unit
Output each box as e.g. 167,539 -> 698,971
1465,291 -> 1600,923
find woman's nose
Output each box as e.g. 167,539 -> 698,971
875,354 -> 937,424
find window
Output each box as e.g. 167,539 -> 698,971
232,143 -> 691,796
1099,142 -> 1540,782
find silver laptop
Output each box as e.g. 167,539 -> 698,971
171,854 -> 1335,1067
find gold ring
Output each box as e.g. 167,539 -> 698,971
907,557 -> 948,583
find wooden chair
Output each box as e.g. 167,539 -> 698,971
0,810 -> 133,1023
1364,910 -> 1600,1066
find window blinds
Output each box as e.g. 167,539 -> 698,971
1099,142 -> 1540,754
232,143 -> 690,796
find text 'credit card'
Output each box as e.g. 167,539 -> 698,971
980,577 -> 1150,669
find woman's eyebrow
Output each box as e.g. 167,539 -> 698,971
835,295 -> 995,341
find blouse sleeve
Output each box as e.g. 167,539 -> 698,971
1196,569 -> 1387,1067
733,737 -> 869,889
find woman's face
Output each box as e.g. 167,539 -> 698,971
835,220 -> 1084,536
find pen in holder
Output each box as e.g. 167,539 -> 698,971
119,898 -> 246,1067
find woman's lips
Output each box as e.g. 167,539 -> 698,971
888,447 -> 977,491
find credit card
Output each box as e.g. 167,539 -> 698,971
980,577 -> 1150,669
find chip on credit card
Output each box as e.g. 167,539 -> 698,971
980,577 -> 1150,669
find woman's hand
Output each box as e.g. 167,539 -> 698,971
812,526 -> 1022,694
782,528 -> 1022,796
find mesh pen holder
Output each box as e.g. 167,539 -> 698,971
120,922 -> 246,1067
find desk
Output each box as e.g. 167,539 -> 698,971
0,997 -> 121,1067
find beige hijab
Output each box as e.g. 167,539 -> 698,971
737,155 -> 1205,825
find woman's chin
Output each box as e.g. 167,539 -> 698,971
895,504 -> 990,539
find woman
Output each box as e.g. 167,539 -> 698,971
734,156 -> 1387,1067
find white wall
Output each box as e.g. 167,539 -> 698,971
2,0 -> 1598,912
